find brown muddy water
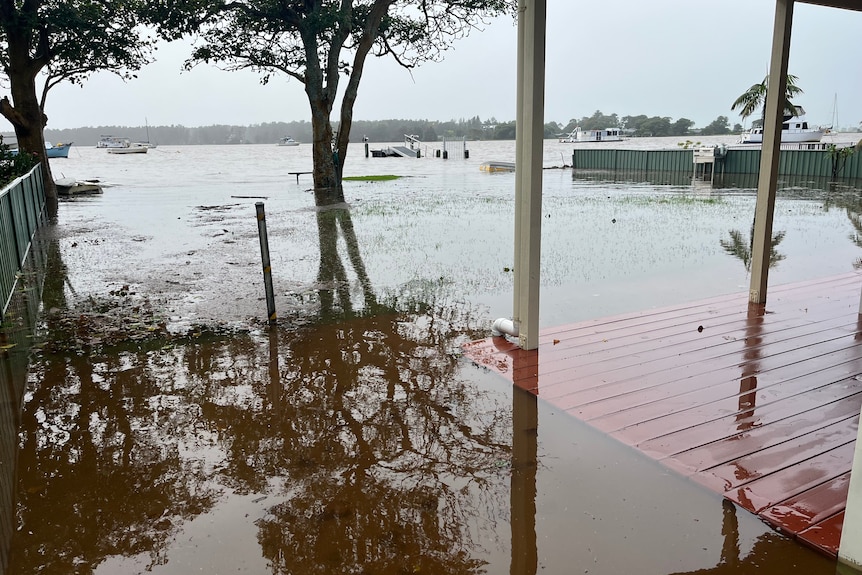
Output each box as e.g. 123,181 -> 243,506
4,137 -> 862,574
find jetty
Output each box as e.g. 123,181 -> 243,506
367,134 -> 469,160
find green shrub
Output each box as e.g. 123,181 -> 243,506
0,136 -> 38,186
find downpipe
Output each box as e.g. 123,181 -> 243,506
491,318 -> 519,338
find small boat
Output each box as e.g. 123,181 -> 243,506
277,136 -> 299,146
108,143 -> 147,154
739,111 -> 826,144
97,135 -> 131,148
133,118 -> 157,148
45,142 -> 72,158
9,141 -> 72,158
559,127 -> 625,143
55,177 -> 103,195
480,161 -> 516,173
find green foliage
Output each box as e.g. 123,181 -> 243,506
731,74 -> 803,122
0,138 -> 38,187
827,143 -> 857,179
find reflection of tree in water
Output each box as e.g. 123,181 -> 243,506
10,240 -> 220,573
211,206 -> 510,573
10,209 -> 512,573
719,218 -> 785,272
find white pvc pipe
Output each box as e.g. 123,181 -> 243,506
492,318 -> 519,338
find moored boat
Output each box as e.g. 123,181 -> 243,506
108,143 -> 147,154
277,136 -> 299,146
8,141 -> 72,158
559,127 -> 624,143
97,135 -> 130,148
45,142 -> 72,158
739,110 -> 826,144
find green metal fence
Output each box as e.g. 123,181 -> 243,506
571,147 -> 862,180
0,165 -> 45,322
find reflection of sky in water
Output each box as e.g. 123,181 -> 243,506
350,168 -> 859,325
52,141 -> 862,327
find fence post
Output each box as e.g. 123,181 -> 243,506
255,202 -> 277,324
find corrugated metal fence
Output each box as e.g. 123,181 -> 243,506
571,147 -> 862,180
0,164 -> 45,574
0,165 -> 45,322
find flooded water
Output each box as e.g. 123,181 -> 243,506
4,136 -> 861,574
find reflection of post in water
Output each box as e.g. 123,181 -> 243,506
511,385 -> 538,575
736,304 -> 765,432
719,218 -> 785,273
315,206 -> 377,318
267,327 -> 281,413
719,499 -> 740,569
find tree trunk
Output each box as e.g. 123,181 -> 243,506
308,100 -> 344,206
2,28 -> 57,218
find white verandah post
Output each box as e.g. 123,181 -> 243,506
748,0 -> 792,305
842,414 -> 862,569
512,0 -> 546,351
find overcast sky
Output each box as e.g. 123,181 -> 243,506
40,0 -> 862,131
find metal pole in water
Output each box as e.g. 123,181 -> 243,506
255,202 -> 277,324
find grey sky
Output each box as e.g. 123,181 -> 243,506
43,1 -> 862,131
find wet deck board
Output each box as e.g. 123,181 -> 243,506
462,272 -> 862,558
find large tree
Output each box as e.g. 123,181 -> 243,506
150,0 -> 516,206
0,0 -> 156,216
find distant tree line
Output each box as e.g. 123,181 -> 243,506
550,110 -> 744,138
43,111 -> 750,146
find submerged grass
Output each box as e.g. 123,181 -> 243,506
343,174 -> 401,182
617,193 -> 725,206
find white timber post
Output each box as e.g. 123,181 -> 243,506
512,0 -> 546,351
512,0 -> 524,335
840,406 -> 862,570
749,0 -> 793,304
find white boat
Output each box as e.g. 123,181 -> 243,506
739,111 -> 826,144
134,119 -> 157,148
277,136 -> 299,146
559,127 -> 624,143
55,177 -> 103,195
108,143 -> 147,154
97,135 -> 130,148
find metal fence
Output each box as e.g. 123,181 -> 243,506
571,147 -> 862,180
0,165 -> 45,322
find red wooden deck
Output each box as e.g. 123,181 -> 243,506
462,272 -> 862,558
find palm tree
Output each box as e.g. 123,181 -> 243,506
731,74 -> 804,126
